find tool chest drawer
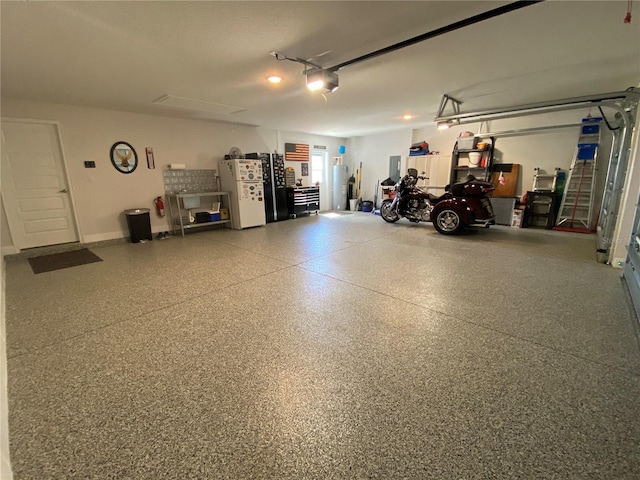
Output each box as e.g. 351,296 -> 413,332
287,186 -> 320,218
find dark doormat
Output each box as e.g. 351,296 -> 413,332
28,248 -> 103,274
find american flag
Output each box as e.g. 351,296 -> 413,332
285,143 -> 309,161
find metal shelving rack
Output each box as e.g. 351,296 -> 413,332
450,136 -> 495,184
166,191 -> 231,237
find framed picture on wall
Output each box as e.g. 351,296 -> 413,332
301,163 -> 309,176
285,143 -> 309,161
146,147 -> 155,169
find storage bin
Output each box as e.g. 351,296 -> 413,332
195,212 -> 210,223
209,212 -> 221,222
577,144 -> 597,160
457,136 -> 478,150
409,149 -> 429,156
183,196 -> 201,209
361,201 -> 373,212
581,124 -> 600,135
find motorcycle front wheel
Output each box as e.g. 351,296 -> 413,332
380,200 -> 400,223
433,209 -> 464,235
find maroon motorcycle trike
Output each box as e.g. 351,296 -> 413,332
380,169 -> 496,235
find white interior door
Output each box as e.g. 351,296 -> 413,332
312,152 -> 330,211
1,121 -> 79,249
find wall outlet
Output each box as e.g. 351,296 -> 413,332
84,161 -> 96,168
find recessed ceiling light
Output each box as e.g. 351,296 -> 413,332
403,115 -> 414,120
268,75 -> 282,84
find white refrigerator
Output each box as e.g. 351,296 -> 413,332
218,159 -> 266,229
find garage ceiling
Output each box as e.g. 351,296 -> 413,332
1,1 -> 638,137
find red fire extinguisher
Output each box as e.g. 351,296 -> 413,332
154,196 -> 165,217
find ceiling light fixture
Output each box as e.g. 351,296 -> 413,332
306,69 -> 339,93
267,75 -> 282,84
270,51 -> 339,94
269,2 -> 542,94
436,118 -> 460,130
403,115 -> 414,120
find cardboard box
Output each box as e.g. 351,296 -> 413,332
219,208 -> 229,220
512,209 -> 524,228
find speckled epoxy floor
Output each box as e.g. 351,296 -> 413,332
5,213 -> 640,479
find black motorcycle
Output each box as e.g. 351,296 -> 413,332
380,169 -> 435,224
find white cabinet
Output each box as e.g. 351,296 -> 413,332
405,154 -> 452,195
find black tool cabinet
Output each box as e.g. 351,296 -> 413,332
286,186 -> 320,218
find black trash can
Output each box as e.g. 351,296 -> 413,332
124,208 -> 152,243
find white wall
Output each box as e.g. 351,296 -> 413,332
277,132 -> 346,211
412,109 -> 612,199
344,109 -> 610,205
348,129 -> 413,205
2,98 -> 621,248
0,99 -> 346,250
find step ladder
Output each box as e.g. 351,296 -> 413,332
554,117 -> 601,232
532,167 -> 560,192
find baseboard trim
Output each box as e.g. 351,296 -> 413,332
81,232 -> 126,244
1,246 -> 19,258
